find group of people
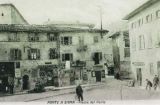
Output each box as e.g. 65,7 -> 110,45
146,75 -> 159,90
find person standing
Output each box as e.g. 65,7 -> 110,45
146,79 -> 152,90
76,84 -> 83,101
153,75 -> 159,90
8,76 -> 14,94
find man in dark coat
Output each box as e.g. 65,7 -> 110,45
146,79 -> 152,90
76,84 -> 83,101
153,75 -> 159,90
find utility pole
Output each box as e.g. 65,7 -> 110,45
98,6 -> 103,38
56,32 -> 61,87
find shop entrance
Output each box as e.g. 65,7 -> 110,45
23,75 -> 29,90
39,65 -> 58,86
0,62 -> 15,93
136,68 -> 142,86
95,71 -> 101,82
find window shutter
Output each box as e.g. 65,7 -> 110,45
62,54 -> 65,61
70,54 -> 73,61
99,52 -> 102,60
61,37 -> 64,45
47,33 -> 50,41
19,50 -> 22,60
55,48 -> 58,58
28,49 -> 31,60
91,53 -> 95,60
37,49 -> 40,59
70,37 -> 72,44
49,48 -> 51,59
10,49 -> 14,60
37,36 -> 39,41
28,34 -> 31,41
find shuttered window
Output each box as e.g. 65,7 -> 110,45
61,36 -> 72,45
28,49 -> 40,60
47,33 -> 57,41
62,53 -> 73,61
92,52 -> 102,65
28,33 -> 39,42
8,33 -> 20,42
10,49 -> 21,60
49,48 -> 58,59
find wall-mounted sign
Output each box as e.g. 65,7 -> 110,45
15,69 -> 21,78
132,62 -> 145,66
65,61 -> 70,70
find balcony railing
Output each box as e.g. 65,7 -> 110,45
77,45 -> 88,52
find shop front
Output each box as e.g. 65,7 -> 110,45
93,65 -> 105,82
38,65 -> 59,87
0,62 -> 15,93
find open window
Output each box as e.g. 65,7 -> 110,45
62,53 -> 73,61
92,52 -> 102,65
28,49 -> 40,60
61,36 -> 72,45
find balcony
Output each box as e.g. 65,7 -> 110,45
77,45 -> 88,52
71,60 -> 86,67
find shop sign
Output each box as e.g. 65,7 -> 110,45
65,61 -> 70,70
132,62 -> 145,66
15,69 -> 21,78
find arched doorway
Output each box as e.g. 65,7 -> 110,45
23,75 -> 29,90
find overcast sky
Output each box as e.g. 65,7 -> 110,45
0,0 -> 148,29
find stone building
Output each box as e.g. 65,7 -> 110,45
124,0 -> 160,86
0,3 -> 28,24
0,4 -> 109,93
109,30 -> 131,79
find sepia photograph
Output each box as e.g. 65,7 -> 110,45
0,0 -> 159,104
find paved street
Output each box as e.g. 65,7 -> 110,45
33,79 -> 160,101
1,78 -> 160,102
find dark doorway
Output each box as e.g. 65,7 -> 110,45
108,67 -> 114,76
0,62 -> 14,93
23,75 -> 29,90
136,68 -> 142,86
94,53 -> 100,65
95,71 -> 101,82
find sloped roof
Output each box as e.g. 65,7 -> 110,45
0,3 -> 28,24
0,24 -> 108,33
124,0 -> 160,20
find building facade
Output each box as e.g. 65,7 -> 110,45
0,4 -> 28,24
59,28 -> 109,86
0,3 -> 109,93
124,0 -> 160,86
109,30 -> 131,79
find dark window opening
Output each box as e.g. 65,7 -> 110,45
62,53 -> 73,61
61,36 -> 72,45
1,13 -> 4,16
123,31 -> 130,47
15,62 -> 20,68
92,52 -> 102,65
28,33 -> 39,42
